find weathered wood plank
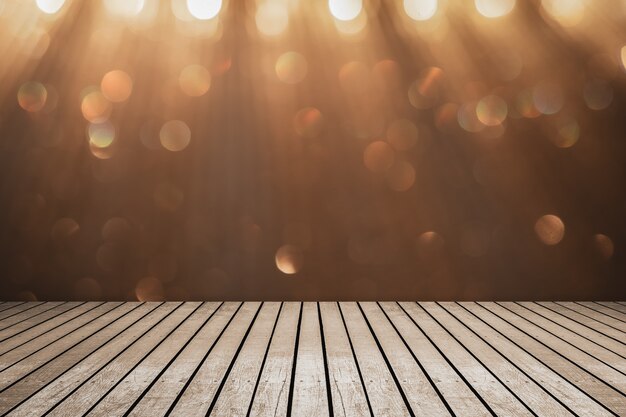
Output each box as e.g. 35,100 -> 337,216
318,302 -> 370,417
556,302 -> 626,333
289,302 -> 330,417
577,302 -> 626,324
0,302 -> 64,330
127,302 -> 240,417
464,302 -> 624,415
0,302 -> 82,344
517,302 -> 626,358
379,302 -> 491,416
339,302 -> 410,417
596,302 -> 626,316
168,302 -> 262,416
497,302 -> 626,374
0,302 -> 26,314
487,303 -> 626,394
537,302 -> 626,344
84,302 -> 221,416
0,302 -> 158,414
8,302 -> 186,416
0,302 -> 44,322
210,302 -> 282,416
0,302 -> 121,364
359,301 -> 451,416
248,302 -> 300,417
421,302 -> 573,416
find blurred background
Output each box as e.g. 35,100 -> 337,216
0,0 -> 625,301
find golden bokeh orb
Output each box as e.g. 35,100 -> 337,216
534,214 -> 565,245
275,244 -> 304,274
404,0 -> 437,21
160,120 -> 191,151
101,70 -> 133,103
179,65 -> 211,97
275,52 -> 308,84
17,82 -> 47,113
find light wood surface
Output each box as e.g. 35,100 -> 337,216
0,301 -> 623,416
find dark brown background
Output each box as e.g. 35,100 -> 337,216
1,0 -> 625,301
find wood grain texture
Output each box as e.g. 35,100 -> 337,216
0,301 -> 623,416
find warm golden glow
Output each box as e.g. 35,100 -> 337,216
404,0 -> 437,21
17,82 -> 47,112
256,1 -> 289,36
593,234 -> 614,260
187,0 -> 222,20
81,90 -> 112,123
160,120 -> 191,151
535,214 -> 565,245
475,0 -> 515,18
476,95 -> 507,126
101,70 -> 133,103
179,65 -> 211,97
36,0 -> 65,14
135,277 -> 164,301
542,0 -> 584,27
275,52 -> 308,84
328,0 -> 362,21
275,245 -> 303,274
103,0 -> 145,17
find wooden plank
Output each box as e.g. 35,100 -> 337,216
84,302 -> 221,416
0,302 -> 163,415
0,302 -> 26,314
127,302 -> 241,417
19,303 -> 194,416
168,302 -> 262,416
537,302 -> 626,345
248,302 -> 300,417
556,302 -> 626,332
0,302 -> 121,365
492,304 -> 626,393
0,302 -> 62,329
0,302 -> 136,377
578,302 -> 626,323
0,302 -> 44,322
379,302 -> 491,416
463,302 -> 624,415
359,302 -> 451,416
0,302 -> 83,343
339,302 -> 410,417
596,302 -> 626,315
210,302 -> 282,416
487,303 -> 626,392
421,302 -> 574,416
289,302 -> 330,417
517,302 -> 626,358
496,302 -> 626,375
318,302 -> 370,417
0,303 -> 152,406
399,301 -> 532,416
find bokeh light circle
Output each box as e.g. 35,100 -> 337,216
328,0 -> 362,21
17,82 -> 47,112
101,70 -> 133,102
403,0 -> 437,21
179,64 -> 211,97
160,120 -> 191,151
534,214 -> 565,245
275,52 -> 308,84
275,244 -> 304,274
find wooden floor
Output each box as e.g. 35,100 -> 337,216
0,302 -> 624,416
